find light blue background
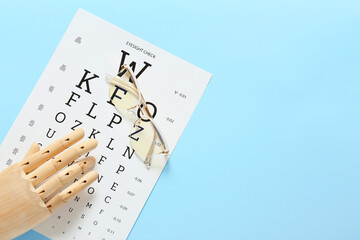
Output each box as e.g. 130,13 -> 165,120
1,0 -> 360,239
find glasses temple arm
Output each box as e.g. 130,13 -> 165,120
122,65 -> 143,109
148,117 -> 170,154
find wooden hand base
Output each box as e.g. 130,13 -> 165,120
0,163 -> 51,240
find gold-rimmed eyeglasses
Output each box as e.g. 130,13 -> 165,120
105,64 -> 169,167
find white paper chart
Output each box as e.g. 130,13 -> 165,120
0,9 -> 211,240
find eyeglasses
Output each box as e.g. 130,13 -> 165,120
105,64 -> 169,167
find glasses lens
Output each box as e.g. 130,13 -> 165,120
129,119 -> 167,165
106,68 -> 169,167
107,71 -> 139,111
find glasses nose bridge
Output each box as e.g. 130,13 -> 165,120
138,101 -> 153,119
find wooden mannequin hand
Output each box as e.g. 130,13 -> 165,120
0,129 -> 98,240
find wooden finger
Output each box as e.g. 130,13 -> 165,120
36,156 -> 95,200
27,139 -> 98,186
46,171 -> 98,213
24,142 -> 40,159
20,128 -> 85,173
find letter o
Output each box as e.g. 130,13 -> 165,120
55,112 -> 66,123
137,102 -> 157,122
88,187 -> 95,195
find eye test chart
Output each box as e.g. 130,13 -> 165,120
0,9 -> 211,240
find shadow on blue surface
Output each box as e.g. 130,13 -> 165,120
14,230 -> 49,240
